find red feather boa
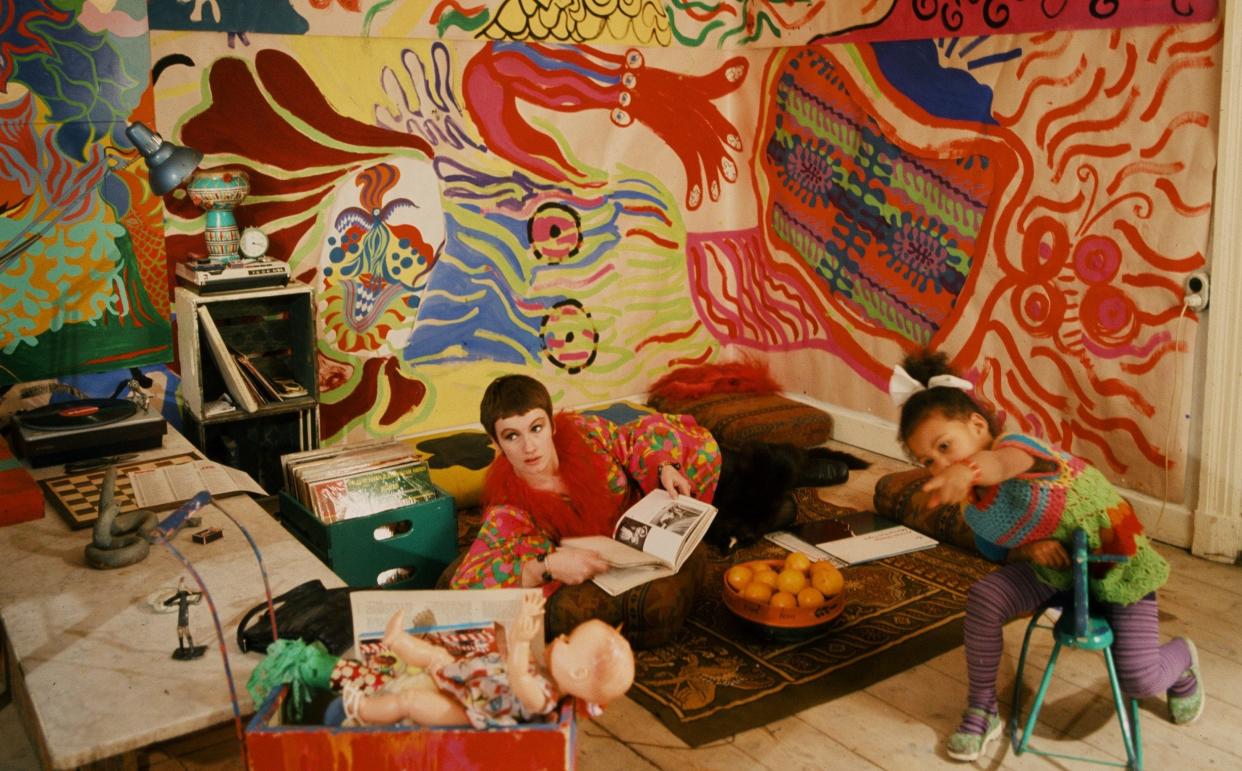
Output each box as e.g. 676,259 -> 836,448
647,357 -> 779,408
482,412 -> 634,540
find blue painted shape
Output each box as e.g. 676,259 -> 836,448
870,39 -> 999,125
8,9 -> 148,160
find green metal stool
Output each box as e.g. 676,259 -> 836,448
1009,528 -> 1142,769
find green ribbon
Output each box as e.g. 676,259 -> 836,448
246,639 -> 339,721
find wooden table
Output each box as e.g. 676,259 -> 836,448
0,429 -> 342,769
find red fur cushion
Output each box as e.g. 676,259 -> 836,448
648,362 -> 833,448
647,359 -> 780,407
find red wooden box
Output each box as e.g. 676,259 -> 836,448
246,685 -> 577,771
0,434 -> 43,527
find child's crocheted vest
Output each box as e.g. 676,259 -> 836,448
966,433 -> 1168,605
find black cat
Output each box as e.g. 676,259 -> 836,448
707,443 -> 869,551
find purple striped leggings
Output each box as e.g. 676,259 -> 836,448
963,562 -> 1191,713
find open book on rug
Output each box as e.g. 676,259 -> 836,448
766,511 -> 937,566
562,489 -> 717,596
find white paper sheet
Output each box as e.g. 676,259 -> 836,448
128,460 -> 265,508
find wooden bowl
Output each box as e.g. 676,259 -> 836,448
722,559 -> 846,642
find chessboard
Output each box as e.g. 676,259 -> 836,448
40,453 -> 200,530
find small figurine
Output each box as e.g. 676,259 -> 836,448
343,592 -> 634,728
164,577 -> 208,661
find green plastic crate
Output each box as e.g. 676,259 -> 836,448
278,486 -> 456,590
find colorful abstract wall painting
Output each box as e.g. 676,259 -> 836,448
2,1 -> 1223,503
1,0 -> 170,382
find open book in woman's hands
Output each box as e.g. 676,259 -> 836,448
561,489 -> 717,596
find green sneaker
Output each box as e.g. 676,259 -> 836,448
1168,637 -> 1205,725
946,707 -> 1002,762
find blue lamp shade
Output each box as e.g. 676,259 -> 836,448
125,122 -> 203,195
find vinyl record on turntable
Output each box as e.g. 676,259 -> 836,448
18,398 -> 138,431
12,398 -> 166,467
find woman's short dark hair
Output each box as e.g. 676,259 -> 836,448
479,374 -> 554,440
897,350 -> 998,445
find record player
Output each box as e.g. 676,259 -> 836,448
11,398 -> 167,467
175,256 -> 291,294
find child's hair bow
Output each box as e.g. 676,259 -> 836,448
888,365 -> 973,407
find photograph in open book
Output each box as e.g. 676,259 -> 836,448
615,518 -> 650,549
561,489 -> 717,597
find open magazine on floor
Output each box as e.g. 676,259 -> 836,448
561,489 -> 717,596
765,511 -> 937,566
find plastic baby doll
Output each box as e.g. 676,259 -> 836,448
344,592 -> 634,728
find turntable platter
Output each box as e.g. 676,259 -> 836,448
18,398 -> 138,432
13,398 -> 166,466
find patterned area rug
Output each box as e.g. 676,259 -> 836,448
626,490 -> 997,747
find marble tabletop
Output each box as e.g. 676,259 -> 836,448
0,430 -> 343,769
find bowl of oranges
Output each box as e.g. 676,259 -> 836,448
722,552 -> 846,641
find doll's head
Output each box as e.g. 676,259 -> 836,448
894,351 -> 998,471
546,619 -> 634,707
480,374 -> 555,442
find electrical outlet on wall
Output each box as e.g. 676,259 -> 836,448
1185,271 -> 1210,311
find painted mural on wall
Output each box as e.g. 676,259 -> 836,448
0,0 -> 171,384
146,1 -> 1218,45
146,6 -> 1221,502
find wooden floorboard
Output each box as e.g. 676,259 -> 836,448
1,440 -> 1237,770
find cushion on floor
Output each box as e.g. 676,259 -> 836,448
872,467 -> 977,552
646,360 -> 833,448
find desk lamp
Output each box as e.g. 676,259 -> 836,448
124,122 -> 203,195
126,122 -> 251,262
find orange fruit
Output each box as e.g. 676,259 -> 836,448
725,564 -> 753,592
775,568 -> 808,595
784,552 -> 812,572
770,591 -> 797,608
796,586 -> 825,608
809,560 -> 836,574
752,569 -> 780,588
811,564 -> 845,596
741,582 -> 774,602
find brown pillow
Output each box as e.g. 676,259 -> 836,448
872,468 -> 977,552
649,391 -> 833,448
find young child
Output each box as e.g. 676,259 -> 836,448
344,592 -> 634,728
891,350 -> 1203,762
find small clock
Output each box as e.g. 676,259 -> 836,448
239,227 -> 269,259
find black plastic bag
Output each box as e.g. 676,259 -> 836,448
237,579 -> 358,656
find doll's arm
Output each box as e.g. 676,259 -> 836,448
507,593 -> 555,715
